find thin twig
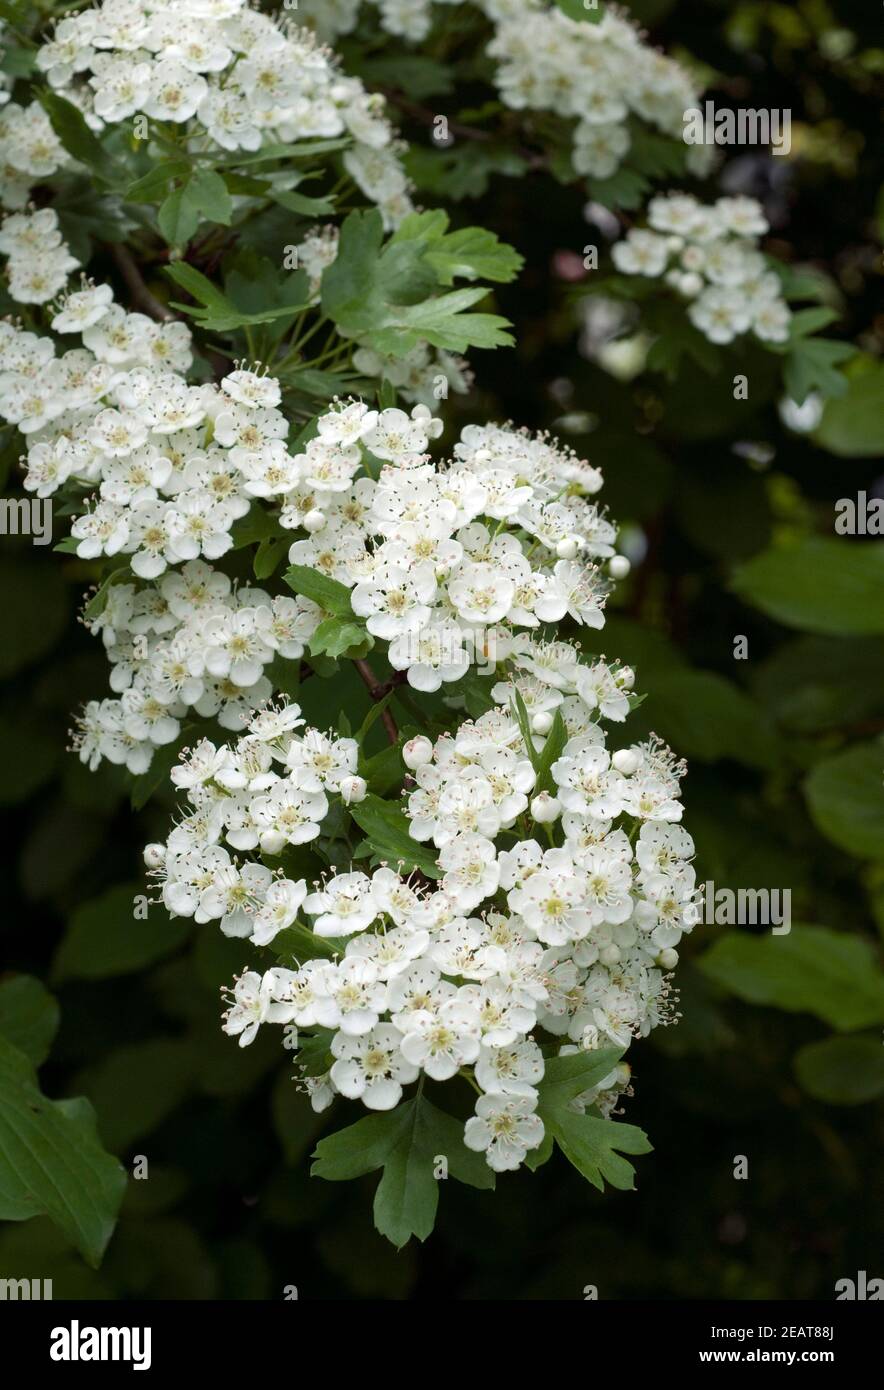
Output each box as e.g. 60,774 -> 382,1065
352,659 -> 403,745
109,244 -> 175,322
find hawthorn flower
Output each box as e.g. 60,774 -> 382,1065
222,970 -> 295,1047
400,998 -> 482,1080
330,1024 -> 418,1109
463,1093 -> 545,1172
304,872 -> 378,938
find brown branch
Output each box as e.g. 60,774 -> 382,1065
109,244 -> 176,322
352,659 -> 403,745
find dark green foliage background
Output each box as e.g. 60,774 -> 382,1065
1,0 -> 883,1298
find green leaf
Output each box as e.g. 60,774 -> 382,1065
532,707 -> 567,794
804,741 -> 884,858
37,90 -> 120,186
125,161 -> 188,204
536,1051 -> 650,1192
392,211 -> 523,285
283,563 -> 354,618
271,922 -> 340,963
272,187 -> 335,217
0,976 -> 59,1067
211,137 -> 350,166
359,741 -> 404,796
53,884 -> 190,982
312,1095 -> 493,1248
322,209 -> 512,357
165,260 -> 310,331
164,260 -> 231,314
555,0 -> 605,23
546,1110 -> 651,1191
158,185 -> 200,247
783,338 -> 853,404
537,1048 -> 625,1107
308,615 -> 373,660
348,794 -> 440,877
699,926 -> 884,1030
187,167 -> 233,225
0,1036 -> 126,1267
252,534 -> 288,580
793,1035 -> 884,1105
511,686 -> 537,766
812,359 -> 884,457
732,537 -> 884,636
82,564 -> 130,622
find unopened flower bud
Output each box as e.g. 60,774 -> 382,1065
608,554 -> 631,579
556,536 -> 580,560
612,748 -> 640,775
531,710 -> 553,735
616,665 -> 635,689
303,509 -> 326,533
658,948 -> 679,970
143,842 -> 165,869
531,791 -> 561,823
403,735 -> 433,770
600,944 -> 621,966
339,774 -> 367,805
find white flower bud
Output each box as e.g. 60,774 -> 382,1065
531,791 -> 561,823
531,710 -> 553,735
403,735 -> 433,770
612,748 -> 640,775
556,536 -> 580,560
608,554 -> 631,579
617,665 -> 635,689
143,842 -> 165,869
658,948 -> 679,970
303,509 -> 326,533
339,774 -> 367,805
600,944 -> 621,966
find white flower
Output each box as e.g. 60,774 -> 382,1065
304,871 -> 378,937
463,1093 -> 545,1172
611,229 -> 670,277
400,997 -> 482,1080
250,877 -> 308,947
222,970 -> 294,1047
330,1023 -> 418,1109
475,1039 -> 545,1096
438,831 -> 499,912
448,561 -> 514,625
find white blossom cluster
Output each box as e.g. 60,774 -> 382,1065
0,272 -> 626,764
0,100 -> 69,211
299,0 -> 704,181
0,205 -> 79,305
284,403 -> 629,691
146,676 -> 693,1171
612,193 -> 792,345
19,0 -> 411,228
76,560 -> 322,772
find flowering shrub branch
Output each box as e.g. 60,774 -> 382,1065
0,0 -> 706,1250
